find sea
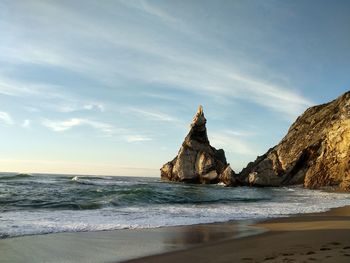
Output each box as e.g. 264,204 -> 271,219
1,173 -> 350,239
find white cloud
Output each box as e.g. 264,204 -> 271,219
42,118 -> 82,132
0,75 -> 60,98
127,108 -> 179,122
126,135 -> 152,143
41,117 -> 151,143
22,119 -> 31,128
42,118 -> 114,135
0,111 -> 14,125
55,105 -> 78,113
54,102 -> 105,113
222,129 -> 258,137
141,92 -> 178,101
83,103 -> 105,112
0,75 -> 107,116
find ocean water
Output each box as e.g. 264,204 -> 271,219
1,173 -> 350,238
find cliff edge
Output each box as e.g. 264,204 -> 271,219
239,91 -> 350,191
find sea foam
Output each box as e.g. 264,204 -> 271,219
1,174 -> 350,238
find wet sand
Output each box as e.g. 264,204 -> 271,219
125,206 -> 350,263
1,207 -> 350,263
0,220 -> 257,263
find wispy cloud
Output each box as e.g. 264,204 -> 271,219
0,0 -> 347,176
0,74 -> 107,116
209,131 -> 258,156
0,111 -> 14,125
115,2 -> 312,118
139,59 -> 312,120
54,102 -> 105,113
22,119 -> 31,128
125,135 -> 152,143
127,108 -> 180,122
0,0 -> 312,120
119,0 -> 177,23
41,117 -> 152,143
141,92 -> 178,102
0,75 -> 60,98
221,129 -> 258,137
42,118 -> 114,135
83,103 -> 105,112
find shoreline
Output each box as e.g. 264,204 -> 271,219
0,219 -> 255,263
1,206 -> 350,263
124,205 -> 350,263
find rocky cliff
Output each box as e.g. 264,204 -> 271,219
239,91 -> 350,191
160,106 -> 236,186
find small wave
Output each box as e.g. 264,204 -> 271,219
70,178 -> 102,186
70,175 -> 107,181
16,173 -> 32,177
69,176 -> 130,186
284,187 -> 296,192
71,176 -> 79,181
44,202 -> 103,210
0,173 -> 32,180
0,233 -> 10,239
2,175 -> 350,239
70,176 -> 96,185
7,200 -> 104,211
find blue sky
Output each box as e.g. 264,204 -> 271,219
0,0 -> 349,176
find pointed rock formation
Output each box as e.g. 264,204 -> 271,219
239,91 -> 350,191
161,106 -> 236,186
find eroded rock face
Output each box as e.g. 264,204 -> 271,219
240,91 -> 350,191
160,106 -> 235,186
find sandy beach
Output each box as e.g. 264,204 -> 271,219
125,206 -> 350,263
0,206 -> 349,263
0,219 -> 255,263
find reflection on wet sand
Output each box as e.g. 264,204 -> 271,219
159,220 -> 264,249
0,220 -> 263,263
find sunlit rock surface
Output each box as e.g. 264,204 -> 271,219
160,106 -> 235,186
240,91 -> 350,191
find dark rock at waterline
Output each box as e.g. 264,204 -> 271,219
160,106 -> 236,186
240,91 -> 350,191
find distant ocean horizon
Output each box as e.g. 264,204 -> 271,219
1,173 -> 350,239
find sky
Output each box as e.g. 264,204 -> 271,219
0,0 -> 349,176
